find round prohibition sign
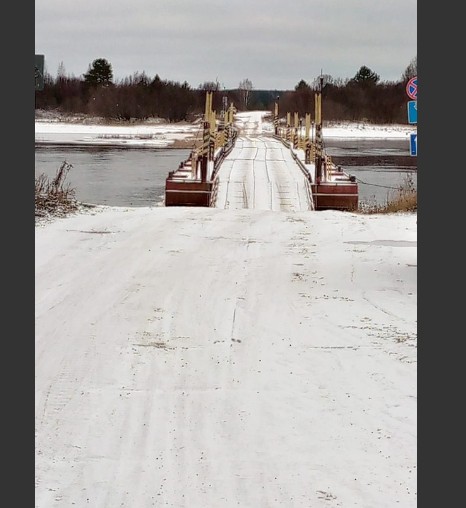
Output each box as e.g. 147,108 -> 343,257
406,77 -> 417,100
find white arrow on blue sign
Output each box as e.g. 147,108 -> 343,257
407,101 -> 417,124
410,133 -> 417,156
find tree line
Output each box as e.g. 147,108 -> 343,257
35,57 -> 417,124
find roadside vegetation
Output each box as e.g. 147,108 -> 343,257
358,174 -> 417,214
35,161 -> 80,220
35,57 -> 417,124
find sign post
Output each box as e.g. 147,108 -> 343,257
406,76 -> 417,156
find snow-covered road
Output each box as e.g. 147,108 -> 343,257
35,205 -> 417,507
214,136 -> 312,211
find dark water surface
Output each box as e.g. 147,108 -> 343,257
35,139 -> 416,207
35,146 -> 191,207
324,138 -> 417,207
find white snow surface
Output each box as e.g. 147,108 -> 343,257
35,110 -> 414,147
35,111 -> 417,507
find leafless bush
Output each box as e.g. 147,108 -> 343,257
35,161 -> 79,218
359,173 -> 417,214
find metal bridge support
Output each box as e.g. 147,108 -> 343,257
274,98 -> 279,135
286,112 -> 291,142
304,113 -> 312,164
200,121 -> 210,182
315,88 -> 323,182
293,112 -> 299,149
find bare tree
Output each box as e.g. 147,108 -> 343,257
238,78 -> 253,110
311,74 -> 334,90
57,61 -> 66,80
198,81 -> 219,91
402,56 -> 417,81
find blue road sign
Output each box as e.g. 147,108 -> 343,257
410,133 -> 417,156
407,101 -> 417,124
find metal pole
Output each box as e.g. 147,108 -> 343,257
274,96 -> 279,135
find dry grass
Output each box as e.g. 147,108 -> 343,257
35,161 -> 80,219
359,173 -> 417,214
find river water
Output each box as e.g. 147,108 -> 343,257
35,138 -> 416,208
324,138 -> 417,208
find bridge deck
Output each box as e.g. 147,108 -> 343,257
165,111 -> 357,210
213,136 -> 313,211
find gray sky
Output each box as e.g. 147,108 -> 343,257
35,0 -> 417,90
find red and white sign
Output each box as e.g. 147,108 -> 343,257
406,77 -> 417,100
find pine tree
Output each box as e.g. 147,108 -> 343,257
84,58 -> 113,86
352,66 -> 380,86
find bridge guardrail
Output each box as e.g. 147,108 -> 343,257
273,135 -> 315,211
209,129 -> 238,207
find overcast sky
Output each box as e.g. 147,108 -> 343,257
35,0 -> 417,91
